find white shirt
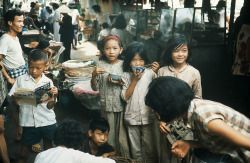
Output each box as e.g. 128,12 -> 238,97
0,33 -> 25,70
35,146 -> 116,163
98,28 -> 111,41
69,9 -> 79,25
9,74 -> 56,127
95,12 -> 111,26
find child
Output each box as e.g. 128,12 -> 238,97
97,22 -> 111,50
91,35 -> 130,157
146,76 -> 250,163
9,49 -> 58,163
121,42 -> 159,162
157,33 -> 202,162
35,118 -> 115,163
83,117 -> 116,157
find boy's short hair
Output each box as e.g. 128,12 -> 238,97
92,5 -> 101,13
89,117 -> 110,133
102,22 -> 109,29
145,76 -> 194,123
4,9 -> 24,27
28,49 -> 48,64
53,119 -> 87,150
52,3 -> 59,9
81,13 -> 85,17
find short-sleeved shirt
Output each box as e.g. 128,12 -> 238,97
187,99 -> 250,163
35,146 -> 116,163
91,60 -> 124,112
158,64 -> 202,99
0,33 -> 25,70
98,28 -> 111,41
69,9 -> 80,25
8,73 -> 56,127
121,69 -> 157,125
95,12 -> 111,26
83,139 -> 115,156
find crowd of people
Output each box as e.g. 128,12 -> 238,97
0,1 -> 250,163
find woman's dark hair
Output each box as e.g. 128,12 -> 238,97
102,22 -> 109,29
160,33 -> 192,66
28,49 -> 48,64
123,42 -> 150,72
145,76 -> 194,123
92,5 -> 101,13
30,2 -> 36,8
89,117 -> 110,132
4,9 -> 24,27
100,35 -> 122,60
53,119 -> 87,150
216,0 -> 226,11
52,3 -> 59,9
113,14 -> 127,29
36,39 -> 50,50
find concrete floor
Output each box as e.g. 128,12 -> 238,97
3,42 -> 250,163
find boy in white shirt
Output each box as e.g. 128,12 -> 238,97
9,49 -> 58,163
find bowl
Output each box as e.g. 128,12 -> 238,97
22,28 -> 28,31
108,74 -> 121,81
132,66 -> 146,73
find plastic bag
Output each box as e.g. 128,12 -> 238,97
72,80 -> 100,110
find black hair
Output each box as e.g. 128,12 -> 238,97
4,9 -> 24,28
30,2 -> 36,8
36,39 -> 50,50
28,49 -> 48,64
100,34 -> 122,60
160,33 -> 192,66
216,0 -> 226,11
52,3 -> 59,9
154,30 -> 162,40
123,42 -> 150,72
102,22 -> 109,29
53,119 -> 87,150
81,13 -> 85,17
92,5 -> 101,13
47,8 -> 52,13
113,14 -> 127,29
145,76 -> 194,123
89,117 -> 110,132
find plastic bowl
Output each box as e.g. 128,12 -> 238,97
108,74 -> 121,81
132,66 -> 146,73
22,28 -> 28,31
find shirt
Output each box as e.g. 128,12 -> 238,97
8,74 -> 56,127
0,34 -> 25,70
121,69 -> 157,125
187,99 -> 250,163
83,139 -> 115,156
95,12 -> 111,26
158,64 -> 202,99
69,9 -> 79,25
35,146 -> 116,163
111,28 -> 129,49
98,28 -> 111,41
91,60 -> 124,112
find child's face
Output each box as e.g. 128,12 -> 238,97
130,53 -> 145,67
89,129 -> 109,147
103,39 -> 123,63
171,44 -> 188,65
28,60 -> 47,79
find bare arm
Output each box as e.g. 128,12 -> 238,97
91,67 -> 106,86
0,55 -> 15,85
207,119 -> 250,150
171,140 -> 202,158
101,151 -> 116,158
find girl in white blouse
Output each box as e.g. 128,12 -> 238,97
121,42 -> 159,162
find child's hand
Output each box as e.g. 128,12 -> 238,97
92,67 -> 106,77
158,121 -> 170,135
132,70 -> 144,82
151,62 -> 160,73
171,140 -> 191,158
101,153 -> 109,158
49,86 -> 58,95
108,77 -> 124,86
11,95 -> 20,106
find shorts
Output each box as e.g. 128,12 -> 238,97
21,123 -> 57,146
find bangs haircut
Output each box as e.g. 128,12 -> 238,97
4,9 -> 24,27
123,42 -> 150,72
100,35 -> 122,60
145,76 -> 194,123
160,33 -> 192,66
89,117 -> 110,133
28,49 -> 48,64
53,119 -> 87,150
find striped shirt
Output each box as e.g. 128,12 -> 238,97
187,99 -> 250,163
158,64 -> 202,99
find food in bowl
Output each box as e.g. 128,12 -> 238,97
108,74 -> 121,81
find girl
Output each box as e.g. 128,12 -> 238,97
91,35 -> 130,157
121,42 -> 159,162
157,33 -> 202,162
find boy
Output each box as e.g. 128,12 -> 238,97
145,76 -> 250,163
83,117 -> 116,158
9,49 -> 58,163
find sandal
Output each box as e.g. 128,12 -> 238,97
32,144 -> 42,153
